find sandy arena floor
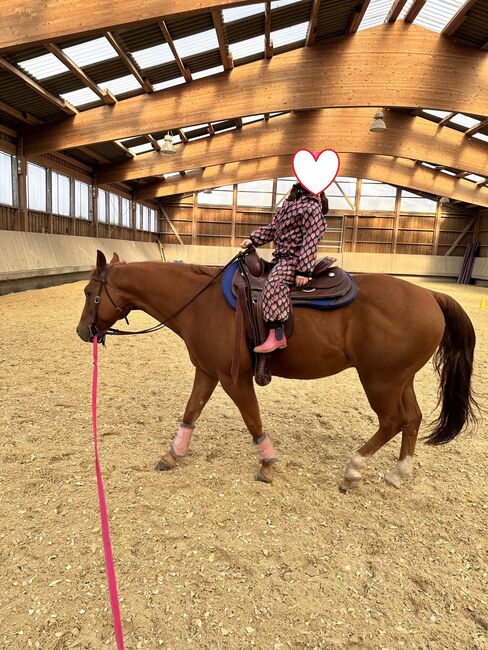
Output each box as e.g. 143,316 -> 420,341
0,276 -> 487,649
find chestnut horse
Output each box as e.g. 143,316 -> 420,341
77,251 -> 478,489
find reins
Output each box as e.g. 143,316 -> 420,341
91,248 -> 252,340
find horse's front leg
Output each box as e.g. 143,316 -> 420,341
155,367 -> 218,471
219,373 -> 278,483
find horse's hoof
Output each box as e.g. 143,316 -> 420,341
155,457 -> 176,471
384,473 -> 401,489
339,485 -> 349,494
255,472 -> 272,484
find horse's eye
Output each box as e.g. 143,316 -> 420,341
85,291 -> 91,297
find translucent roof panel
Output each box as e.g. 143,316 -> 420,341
231,35 -> 265,60
422,109 -> 452,119
464,173 -> 486,183
358,0 -> 393,31
60,87 -> 101,107
164,172 -> 182,179
62,37 -> 118,67
153,77 -> 186,91
473,133 -> 488,143
101,75 -> 142,96
222,4 -> 265,23
271,0 -> 303,6
17,53 -> 69,80
192,65 -> 225,80
131,43 -> 174,69
449,114 -> 481,129
181,123 -> 209,132
188,133 -> 211,141
129,143 -> 153,154
174,29 -> 220,58
242,114 -> 265,124
440,169 -> 457,176
156,134 -> 183,147
414,0 -> 466,33
271,21 -> 309,47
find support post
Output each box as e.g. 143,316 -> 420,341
16,137 -> 28,232
392,187 -> 401,253
231,183 -> 237,247
192,192 -> 198,245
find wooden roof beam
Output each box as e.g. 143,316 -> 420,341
78,146 -> 111,164
464,117 -> 488,137
306,0 -> 321,46
96,109 -> 488,185
264,1 -> 274,59
113,141 -> 135,158
386,0 -> 409,23
22,23 -> 488,154
45,43 -> 117,105
0,100 -> 42,125
0,56 -> 77,115
134,153 -> 488,208
438,112 -> 456,126
347,0 -> 371,34
212,9 -> 234,70
405,0 -> 426,23
177,129 -> 188,143
441,0 -> 478,37
146,134 -> 161,152
235,117 -> 243,129
104,31 -> 154,93
159,21 -> 192,82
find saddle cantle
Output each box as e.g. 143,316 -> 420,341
221,251 -> 357,386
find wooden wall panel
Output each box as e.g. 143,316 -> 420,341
28,211 -> 50,233
0,205 -> 17,230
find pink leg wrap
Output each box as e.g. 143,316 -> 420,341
170,422 -> 194,459
254,434 -> 278,463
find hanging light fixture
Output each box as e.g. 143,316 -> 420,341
439,196 -> 450,204
370,109 -> 386,132
161,132 -> 176,154
203,188 -> 213,194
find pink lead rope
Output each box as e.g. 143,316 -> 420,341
92,337 -> 125,649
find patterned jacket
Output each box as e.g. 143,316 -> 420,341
249,195 -> 327,276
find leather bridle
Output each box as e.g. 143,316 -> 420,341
89,267 -> 130,342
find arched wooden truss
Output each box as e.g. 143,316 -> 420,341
23,23 -> 488,155
97,109 -> 488,184
135,153 -> 488,208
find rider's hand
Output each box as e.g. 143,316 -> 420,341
240,239 -> 253,249
295,275 -> 309,288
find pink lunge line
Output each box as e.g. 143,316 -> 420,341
92,337 -> 125,649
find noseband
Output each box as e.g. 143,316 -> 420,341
90,267 -> 130,341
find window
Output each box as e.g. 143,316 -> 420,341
0,151 -> 14,206
109,193 -> 120,225
98,189 -> 107,222
27,163 -> 47,211
238,180 -> 273,208
359,180 -> 396,211
325,178 -> 357,211
121,198 -> 131,227
198,185 -> 234,207
150,208 -> 158,233
142,206 -> 150,231
75,180 -> 90,219
400,191 -> 437,214
51,171 -> 70,216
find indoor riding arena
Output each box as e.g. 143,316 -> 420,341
1,2 -> 488,649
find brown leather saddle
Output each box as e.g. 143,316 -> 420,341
230,251 -> 355,386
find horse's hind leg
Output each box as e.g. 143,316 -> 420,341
384,380 -> 422,489
341,378 -> 406,491
155,367 -> 218,471
219,373 -> 278,484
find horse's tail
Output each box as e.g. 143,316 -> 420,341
425,292 -> 479,445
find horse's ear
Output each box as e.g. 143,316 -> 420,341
96,250 -> 107,273
110,252 -> 120,264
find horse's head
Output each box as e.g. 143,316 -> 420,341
76,250 -> 129,342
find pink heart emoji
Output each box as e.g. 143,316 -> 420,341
292,148 -> 341,195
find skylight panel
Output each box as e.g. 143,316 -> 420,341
131,43 -> 174,69
440,169 -> 457,176
181,123 -> 209,133
153,77 -> 186,91
188,133 -> 211,141
62,37 -> 118,67
222,4 -> 265,23
414,0 -> 466,34
17,53 -> 69,80
215,126 -> 237,133
271,21 -> 309,47
357,0 -> 393,31
271,0 -> 302,8
422,110 -> 452,119
473,133 -> 488,143
449,114 -> 481,129
464,174 -> 486,183
242,114 -> 265,124
129,143 -> 153,154
60,87 -> 101,107
421,162 -> 437,169
192,65 -> 225,80
164,172 -> 181,179
101,75 -> 142,96
174,29 -> 219,58
231,35 -> 265,61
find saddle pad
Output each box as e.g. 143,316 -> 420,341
221,260 -> 358,311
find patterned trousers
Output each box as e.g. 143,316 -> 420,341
261,257 -> 298,322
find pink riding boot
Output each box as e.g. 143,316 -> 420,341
254,327 -> 287,353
